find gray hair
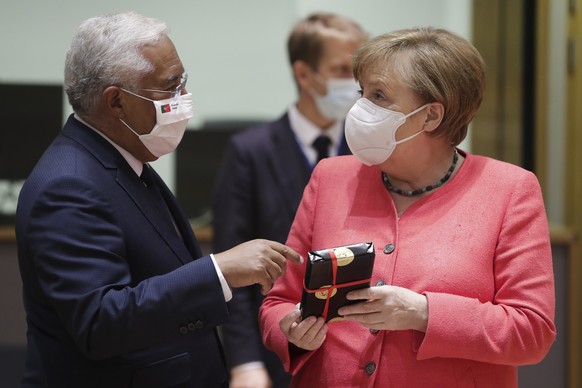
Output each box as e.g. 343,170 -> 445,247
64,11 -> 169,114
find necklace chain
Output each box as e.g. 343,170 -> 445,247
382,148 -> 458,197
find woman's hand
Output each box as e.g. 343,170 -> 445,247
279,306 -> 328,351
337,285 -> 428,332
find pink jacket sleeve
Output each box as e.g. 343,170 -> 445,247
417,170 -> 556,364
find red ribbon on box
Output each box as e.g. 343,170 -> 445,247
303,249 -> 371,320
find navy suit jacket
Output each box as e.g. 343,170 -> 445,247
16,115 -> 230,388
212,113 -> 350,386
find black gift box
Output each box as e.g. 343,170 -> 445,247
300,242 -> 375,322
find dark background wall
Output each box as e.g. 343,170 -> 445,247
0,242 -> 27,387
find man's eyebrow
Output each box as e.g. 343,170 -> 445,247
166,74 -> 180,84
164,70 -> 185,86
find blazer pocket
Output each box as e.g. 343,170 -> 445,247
131,352 -> 191,388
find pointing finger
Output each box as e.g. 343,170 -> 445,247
268,241 -> 304,265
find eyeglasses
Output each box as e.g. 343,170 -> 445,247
139,72 -> 188,102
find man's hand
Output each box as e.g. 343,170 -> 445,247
230,366 -> 272,388
213,239 -> 303,295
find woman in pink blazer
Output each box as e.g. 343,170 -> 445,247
259,27 -> 556,388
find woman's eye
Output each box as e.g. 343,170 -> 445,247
357,89 -> 363,97
372,92 -> 385,100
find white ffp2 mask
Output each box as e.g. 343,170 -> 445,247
345,98 -> 429,166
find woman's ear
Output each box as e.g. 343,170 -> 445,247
423,102 -> 445,133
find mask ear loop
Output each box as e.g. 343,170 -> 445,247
119,118 -> 144,138
309,70 -> 331,97
120,88 -> 155,103
403,103 -> 431,119
393,127 -> 425,145
394,103 -> 432,145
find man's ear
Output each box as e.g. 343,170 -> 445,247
292,60 -> 315,91
423,102 -> 445,133
102,86 -> 125,118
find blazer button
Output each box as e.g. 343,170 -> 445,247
365,361 -> 376,376
383,244 -> 395,254
195,320 -> 204,330
179,326 -> 189,335
375,280 -> 386,286
187,322 -> 197,332
369,328 -> 379,334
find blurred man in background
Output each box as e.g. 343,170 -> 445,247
213,12 -> 367,388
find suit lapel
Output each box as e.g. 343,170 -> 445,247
116,169 -> 196,265
266,115 -> 351,220
267,115 -> 312,220
62,115 -> 197,265
157,174 -> 204,259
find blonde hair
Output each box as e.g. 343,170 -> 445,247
353,27 -> 485,146
287,12 -> 367,70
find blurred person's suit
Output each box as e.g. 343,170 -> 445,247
213,114 -> 350,386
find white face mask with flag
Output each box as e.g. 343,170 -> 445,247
119,90 -> 194,157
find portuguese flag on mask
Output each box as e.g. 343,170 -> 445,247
161,104 -> 172,113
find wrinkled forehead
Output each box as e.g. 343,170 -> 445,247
358,50 -> 414,85
139,37 -> 185,86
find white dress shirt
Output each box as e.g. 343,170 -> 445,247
288,104 -> 343,167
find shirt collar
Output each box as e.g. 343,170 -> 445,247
74,114 -> 144,176
288,104 -> 342,152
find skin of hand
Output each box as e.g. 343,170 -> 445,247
279,306 -> 328,351
213,239 -> 303,295
230,367 -> 272,388
337,285 -> 429,332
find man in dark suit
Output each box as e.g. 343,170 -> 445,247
15,12 -> 302,388
212,13 -> 367,388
